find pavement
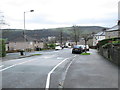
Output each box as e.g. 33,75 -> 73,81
1,50 -> 54,61
63,49 -> 118,88
1,48 -> 119,89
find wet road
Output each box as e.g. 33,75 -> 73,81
1,49 -> 118,89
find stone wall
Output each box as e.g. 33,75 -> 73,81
99,45 -> 120,65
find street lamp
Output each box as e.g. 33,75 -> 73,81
23,10 -> 34,55
24,10 -> 34,30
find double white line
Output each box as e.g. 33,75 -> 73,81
45,55 -> 76,89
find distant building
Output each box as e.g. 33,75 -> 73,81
48,36 -> 56,43
93,31 -> 105,46
105,21 -> 120,39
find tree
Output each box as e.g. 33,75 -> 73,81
0,39 -> 6,57
82,34 -> 92,53
72,25 -> 82,45
59,30 -> 63,46
0,11 -> 10,29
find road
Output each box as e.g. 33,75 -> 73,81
1,48 -> 118,89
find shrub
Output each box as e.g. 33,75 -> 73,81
97,37 -> 120,47
47,43 -> 56,49
0,39 -> 6,57
112,41 -> 120,44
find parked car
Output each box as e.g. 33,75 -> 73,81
72,45 -> 84,54
79,45 -> 89,52
55,46 -> 62,50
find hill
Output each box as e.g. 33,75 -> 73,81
2,26 -> 106,41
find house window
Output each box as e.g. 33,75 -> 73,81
97,36 -> 99,39
14,42 -> 16,46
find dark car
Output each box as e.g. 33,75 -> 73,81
72,45 -> 83,54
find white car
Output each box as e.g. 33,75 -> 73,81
55,46 -> 62,50
79,45 -> 89,51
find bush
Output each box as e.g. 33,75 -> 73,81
0,39 -> 6,57
112,41 -> 120,44
97,37 -> 120,47
47,43 -> 56,49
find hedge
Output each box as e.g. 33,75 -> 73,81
0,39 -> 6,57
97,37 -> 120,47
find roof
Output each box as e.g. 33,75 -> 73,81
95,31 -> 105,36
10,35 -> 38,42
106,25 -> 120,32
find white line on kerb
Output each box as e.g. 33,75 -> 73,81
45,55 -> 76,89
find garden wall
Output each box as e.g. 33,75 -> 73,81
99,45 -> 120,65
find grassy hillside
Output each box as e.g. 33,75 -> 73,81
2,26 -> 106,41
51,26 -> 106,34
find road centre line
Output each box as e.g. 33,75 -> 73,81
0,58 -> 40,72
45,55 -> 76,89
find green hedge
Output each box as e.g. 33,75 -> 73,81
47,43 -> 56,49
0,39 -> 6,57
97,37 -> 120,47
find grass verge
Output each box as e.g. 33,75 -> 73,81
31,54 -> 42,56
80,53 -> 91,55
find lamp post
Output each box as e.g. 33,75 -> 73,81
24,10 -> 34,30
23,10 -> 34,55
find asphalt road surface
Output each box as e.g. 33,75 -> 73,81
1,48 -> 118,89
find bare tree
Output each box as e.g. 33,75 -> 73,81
82,34 -> 92,53
72,25 -> 77,45
72,25 -> 82,45
0,12 -> 9,29
0,12 -> 5,27
60,30 -> 63,46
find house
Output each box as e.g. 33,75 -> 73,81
7,35 -> 44,51
105,21 -> 120,39
92,31 -> 105,46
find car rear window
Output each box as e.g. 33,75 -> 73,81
73,45 -> 81,48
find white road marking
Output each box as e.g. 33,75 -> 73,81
60,56 -> 77,87
45,55 -> 76,89
0,58 -> 39,72
57,57 -> 63,60
0,65 -> 4,68
43,55 -> 56,59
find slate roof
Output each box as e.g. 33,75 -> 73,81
95,31 -> 105,36
106,25 -> 120,32
10,35 -> 38,42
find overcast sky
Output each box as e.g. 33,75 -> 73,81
0,0 -> 119,29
